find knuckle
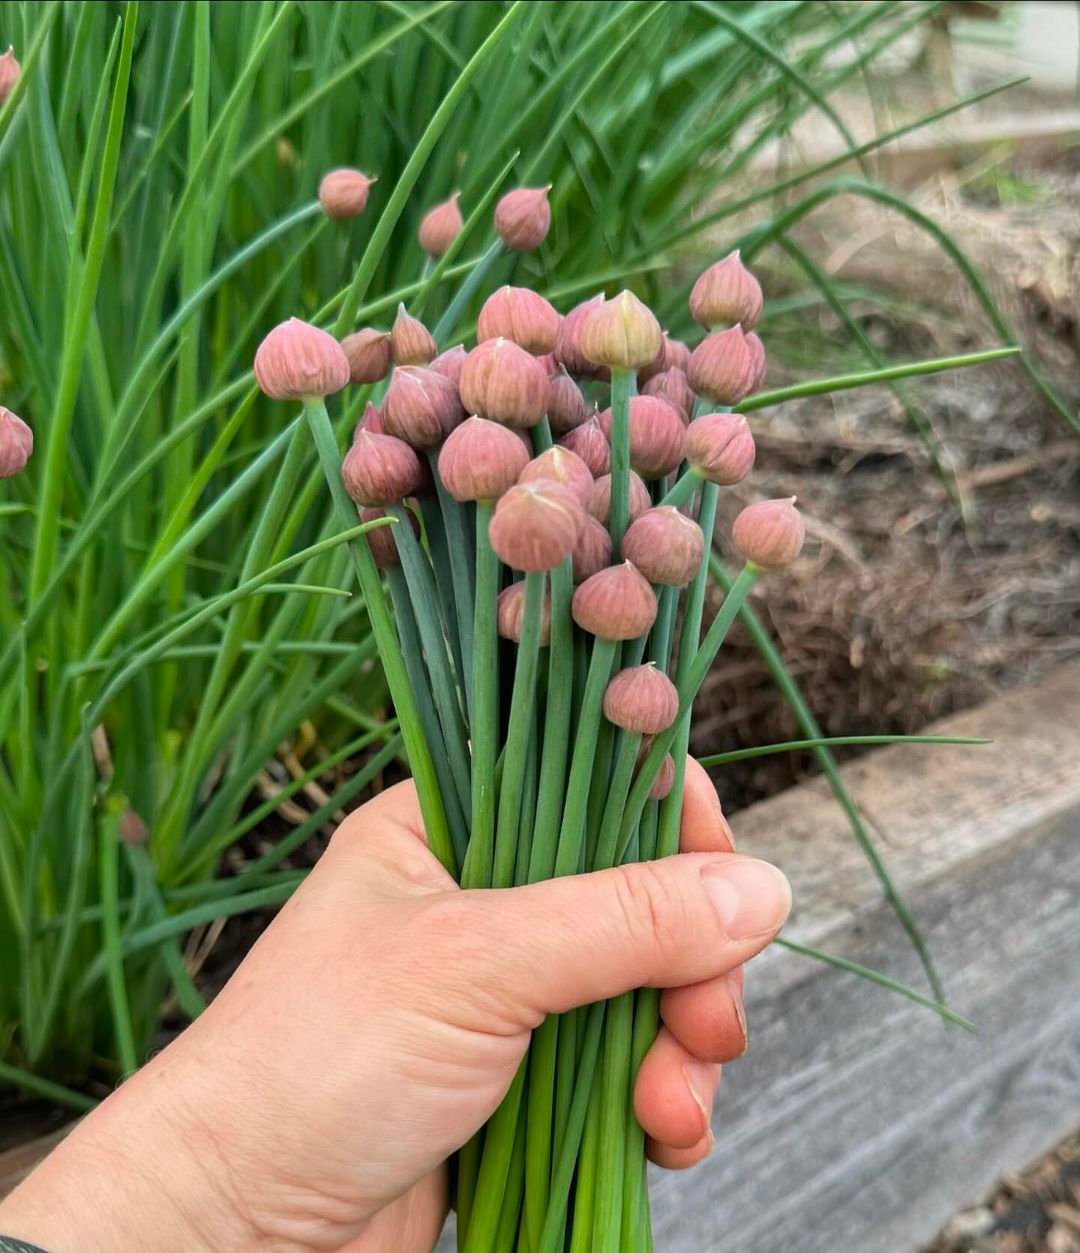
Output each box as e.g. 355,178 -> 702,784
609,863 -> 688,969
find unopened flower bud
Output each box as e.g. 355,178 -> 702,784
690,250 -> 763,331
546,366 -> 588,434
118,808 -> 148,846
341,328 -> 392,385
0,47 -> 20,105
603,663 -> 679,733
383,366 -> 463,447
477,286 -> 561,356
319,167 -> 375,220
535,352 -> 558,377
599,395 -> 685,480
418,192 -> 463,257
495,185 -> 551,251
361,504 -> 420,570
589,472 -> 651,526
642,367 -> 693,421
438,417 -> 531,502
353,400 -> 383,442
554,294 -> 608,380
571,514 -> 612,584
497,581 -> 553,645
621,506 -> 704,587
745,330 -> 766,390
685,412 -> 755,485
572,561 -> 657,640
390,304 -> 437,366
254,318 -> 350,400
580,290 -> 662,371
430,343 -> 467,388
342,430 -> 424,506
732,497 -> 805,570
489,480 -> 584,572
558,414 -> 610,477
460,337 -> 548,429
687,325 -> 758,405
639,332 -> 691,385
0,407 -> 33,478
647,749 -> 676,800
518,446 -> 593,508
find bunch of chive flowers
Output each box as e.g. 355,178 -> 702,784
255,195 -> 803,1251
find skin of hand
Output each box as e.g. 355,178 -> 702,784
0,758 -> 790,1253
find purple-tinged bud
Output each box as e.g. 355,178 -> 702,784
390,304 -> 437,366
342,430 -> 424,506
430,343 -> 467,388
554,294 -> 608,380
319,168 -> 376,220
254,318 -> 350,401
648,750 -> 676,800
620,506 -> 704,587
589,472 -> 651,526
118,808 -> 149,846
685,413 -> 755,486
495,185 -> 552,251
489,480 -> 584,572
438,417 -> 531,502
639,332 -> 691,385
418,192 -> 463,257
598,395 -> 685,480
341,328 -> 392,385
690,250 -> 763,331
732,497 -> 805,570
352,400 -> 383,442
383,366 -> 464,447
460,337 -> 548,429
580,290 -> 662,371
603,663 -> 679,733
687,326 -> 758,406
572,561 -> 657,640
0,407 -> 32,477
0,47 -> 20,105
477,286 -> 561,355
558,414 -> 610,477
571,514 -> 612,584
518,446 -> 593,508
642,367 -> 693,422
361,504 -> 420,570
497,581 -> 553,645
545,366 -> 588,435
535,352 -> 558,376
745,331 -> 766,391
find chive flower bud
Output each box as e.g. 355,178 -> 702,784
477,286 -> 561,355
342,430 -> 424,506
390,304 -> 437,367
603,663 -> 679,733
383,365 -> 464,447
648,751 -> 676,800
642,367 -> 693,421
572,561 -> 657,640
497,581 -> 553,646
495,185 -> 552,251
361,504 -> 420,570
438,416 -> 531,502
572,514 -> 613,584
341,328 -> 392,385
0,47 -> 20,104
554,294 -> 608,380
580,290 -> 662,371
685,412 -> 755,485
254,318 -> 351,401
489,480 -> 584,572
558,414 -> 610,477
352,400 -> 383,442
732,497 -> 805,570
535,351 -> 558,376
598,394 -> 685,479
430,344 -> 467,388
639,332 -> 691,385
518,446 -> 593,508
589,471 -> 651,526
546,365 -> 588,434
0,406 -> 33,477
620,506 -> 704,587
459,337 -> 548,429
318,167 -> 376,220
690,250 -> 763,331
418,192 -> 463,257
745,330 -> 767,390
687,325 -> 758,406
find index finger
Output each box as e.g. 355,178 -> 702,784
679,756 -> 736,855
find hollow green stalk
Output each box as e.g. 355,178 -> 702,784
418,494 -> 466,687
427,456 -> 476,711
608,367 -> 635,551
657,469 -> 701,511
593,988 -> 634,1249
570,1080 -> 602,1252
463,1059 -> 528,1253
99,815 -> 137,1075
699,733 -> 989,766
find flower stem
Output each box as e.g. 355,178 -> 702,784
657,468 -> 701,511
608,367 -> 635,551
463,1059 -> 528,1253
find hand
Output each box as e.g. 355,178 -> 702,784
0,759 -> 790,1252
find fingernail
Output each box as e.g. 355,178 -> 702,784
701,859 -> 791,939
728,971 -> 748,1056
683,1059 -> 714,1132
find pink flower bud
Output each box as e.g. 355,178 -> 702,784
685,413 -> 755,485
621,506 -> 704,587
497,580 -> 553,645
352,400 -> 383,442
518,446 -> 593,508
495,185 -> 552,251
390,304 -> 437,366
489,480 -> 584,572
690,250 -> 763,331
558,414 -> 610,477
430,343 -> 467,388
639,332 -> 691,385
340,328 -> 392,385
118,808 -> 148,846
254,318 -> 351,401
642,367 -> 693,421
647,750 -> 676,800
687,326 -> 758,406
0,47 -> 20,105
580,290 -> 662,371
554,294 -> 608,380
383,365 -> 464,447
418,192 -> 463,257
745,331 -> 766,390
318,167 -> 376,220
0,406 -> 32,477
598,395 -> 685,479
603,663 -> 679,733
438,416 -> 531,502
571,514 -> 612,584
342,430 -> 424,506
535,351 -> 558,376
477,286 -> 561,355
459,337 -> 548,429
589,472 -> 651,526
361,504 -> 420,570
545,366 -> 588,434
732,497 -> 805,570
572,561 -> 657,640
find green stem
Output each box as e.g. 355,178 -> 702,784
570,1080 -> 602,1252
433,238 -> 504,343
698,733 -> 988,767
524,1014 -> 559,1249
99,817 -> 137,1075
593,990 -> 634,1250
428,458 -> 476,711
608,367 -> 635,551
463,1060 -> 528,1253
463,502 -> 500,889
657,469 -> 701,511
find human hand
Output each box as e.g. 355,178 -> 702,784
0,758 -> 790,1252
